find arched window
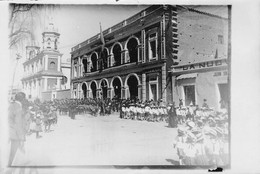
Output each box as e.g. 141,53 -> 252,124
82,83 -> 87,98
127,38 -> 138,63
83,58 -> 88,73
90,53 -> 97,72
49,61 -> 56,70
102,49 -> 108,69
112,44 -> 122,66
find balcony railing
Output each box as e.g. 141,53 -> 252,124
80,61 -> 137,77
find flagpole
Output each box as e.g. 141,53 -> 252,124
99,22 -> 105,71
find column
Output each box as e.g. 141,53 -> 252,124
124,86 -> 130,99
141,29 -> 146,63
162,63 -> 167,103
44,55 -> 48,70
79,57 -> 83,77
35,79 -> 39,99
121,86 -> 126,99
87,56 -> 91,73
111,87 -> 115,99
44,77 -> 48,91
89,90 -> 93,98
124,50 -> 130,63
110,54 -> 114,67
38,79 -> 41,99
78,57 -> 80,77
77,84 -> 80,99
120,50 -> 126,64
97,89 -> 101,99
107,55 -> 111,68
57,77 -> 61,90
142,73 -> 146,101
107,87 -> 112,99
137,45 -> 142,63
161,14 -> 166,59
138,84 -> 142,101
29,81 -> 32,98
58,56 -> 61,72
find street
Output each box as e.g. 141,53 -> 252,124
12,113 -> 179,166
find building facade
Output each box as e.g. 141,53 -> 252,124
70,5 -> 229,110
21,23 -> 65,101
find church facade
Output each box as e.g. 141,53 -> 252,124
21,23 -> 68,101
70,5 -> 229,110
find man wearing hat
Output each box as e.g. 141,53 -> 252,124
8,92 -> 28,166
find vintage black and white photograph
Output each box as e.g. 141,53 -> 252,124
7,1 -> 260,173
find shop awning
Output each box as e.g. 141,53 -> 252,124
176,73 -> 198,80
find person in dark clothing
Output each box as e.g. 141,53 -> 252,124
202,99 -> 209,108
168,103 -> 177,128
179,99 -> 183,108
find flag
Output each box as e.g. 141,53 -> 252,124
100,22 -> 105,52
215,48 -> 218,59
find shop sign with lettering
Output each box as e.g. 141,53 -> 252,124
171,58 -> 228,73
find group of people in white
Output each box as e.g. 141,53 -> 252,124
120,103 -> 169,122
120,98 -> 229,166
173,104 -> 229,166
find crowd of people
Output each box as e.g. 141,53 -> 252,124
52,97 -> 122,118
172,100 -> 229,166
8,92 -> 59,165
118,98 -> 229,166
8,91 -> 229,166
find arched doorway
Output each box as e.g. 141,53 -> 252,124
127,38 -> 138,63
90,81 -> 97,98
127,75 -> 138,100
100,80 -> 108,99
112,77 -> 122,99
82,83 -> 87,98
112,44 -> 122,66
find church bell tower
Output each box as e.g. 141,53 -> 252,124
42,22 -> 60,52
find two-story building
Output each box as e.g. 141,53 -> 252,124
70,5 -> 229,110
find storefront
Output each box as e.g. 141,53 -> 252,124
171,58 -> 229,110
